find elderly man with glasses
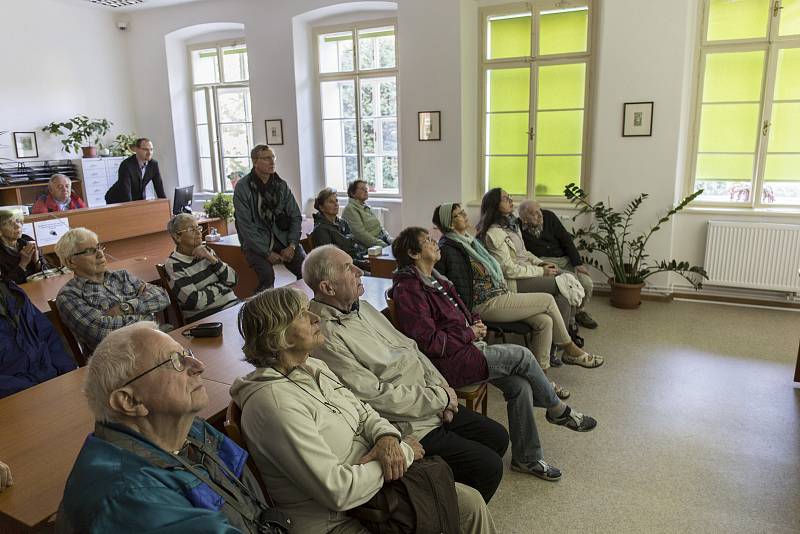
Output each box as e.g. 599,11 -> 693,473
31,173 -> 86,214
165,213 -> 239,321
54,228 -> 170,355
57,322 -> 289,533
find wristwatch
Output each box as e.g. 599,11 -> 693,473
119,302 -> 134,314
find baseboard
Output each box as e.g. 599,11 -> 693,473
592,281 -> 800,309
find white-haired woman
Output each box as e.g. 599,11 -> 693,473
0,209 -> 40,283
230,287 -> 495,534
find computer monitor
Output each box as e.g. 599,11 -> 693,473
173,185 -> 194,215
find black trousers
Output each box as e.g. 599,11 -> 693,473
419,407 -> 509,503
244,243 -> 306,292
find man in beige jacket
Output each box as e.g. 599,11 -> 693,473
304,245 -> 509,503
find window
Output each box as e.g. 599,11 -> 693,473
480,2 -> 594,199
190,42 -> 254,192
689,0 -> 800,207
316,21 -> 399,195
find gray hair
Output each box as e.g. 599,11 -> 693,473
238,287 -> 307,367
49,173 -> 70,186
55,227 -> 98,265
302,245 -> 344,294
0,209 -> 22,227
517,199 -> 539,217
85,321 -> 158,423
166,213 -> 196,244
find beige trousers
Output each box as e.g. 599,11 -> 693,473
474,292 -> 572,370
541,256 -> 594,309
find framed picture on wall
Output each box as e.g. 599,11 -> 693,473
265,119 -> 284,145
418,111 -> 441,141
622,102 -> 654,137
14,132 -> 38,158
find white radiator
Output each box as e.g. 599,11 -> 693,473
704,221 -> 800,292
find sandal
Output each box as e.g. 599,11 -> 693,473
551,381 -> 570,399
562,351 -> 604,369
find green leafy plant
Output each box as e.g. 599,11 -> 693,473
204,192 -> 234,220
42,115 -> 113,154
109,132 -> 138,156
564,183 -> 708,289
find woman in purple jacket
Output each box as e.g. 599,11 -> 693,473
390,226 -> 598,481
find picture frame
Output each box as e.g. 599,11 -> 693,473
265,119 -> 284,146
14,132 -> 39,158
622,102 -> 654,137
418,111 -> 441,141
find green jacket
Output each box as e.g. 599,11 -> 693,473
341,199 -> 391,249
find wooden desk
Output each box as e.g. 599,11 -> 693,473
368,245 -> 396,279
0,368 -> 230,530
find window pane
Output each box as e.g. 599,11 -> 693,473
194,89 -> 208,124
361,120 -> 376,155
774,48 -> 800,101
381,119 -> 398,153
768,103 -> 800,152
220,124 -> 252,157
319,31 -> 354,73
487,68 -> 530,112
695,154 -> 754,202
778,0 -> 800,36
764,155 -> 800,204
539,7 -> 588,55
486,156 -> 527,195
323,119 -> 357,156
200,158 -> 214,191
196,125 -> 211,157
698,103 -> 760,152
217,87 -> 251,123
324,156 -> 359,190
360,76 -> 396,119
361,118 -> 398,156
536,110 -> 583,154
191,48 -> 219,84
358,26 -> 396,70
535,155 -> 581,197
379,78 -> 397,116
707,0 -> 770,41
221,44 -> 249,82
224,158 -> 250,188
487,13 -> 531,59
487,112 -> 528,154
702,51 -> 764,102
537,63 -> 585,110
381,156 -> 399,191
321,80 -> 356,119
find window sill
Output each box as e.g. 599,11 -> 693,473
680,206 -> 800,218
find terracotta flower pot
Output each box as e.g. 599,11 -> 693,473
81,146 -> 98,158
609,279 -> 644,309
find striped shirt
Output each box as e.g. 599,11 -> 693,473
164,251 -> 239,321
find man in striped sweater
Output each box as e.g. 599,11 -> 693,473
165,214 -> 239,322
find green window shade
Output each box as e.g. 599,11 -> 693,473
487,68 -> 530,112
768,103 -> 800,152
534,156 -> 581,196
764,154 -> 800,181
698,103 -> 760,152
706,0 -> 770,41
535,111 -> 584,154
538,8 -> 588,55
696,154 -> 754,181
537,63 -> 585,110
702,51 -> 764,102
487,156 -> 528,195
487,113 -> 529,154
779,0 -> 800,36
487,14 -> 531,59
774,48 -> 800,101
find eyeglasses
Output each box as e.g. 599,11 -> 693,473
72,244 -> 106,257
254,155 -> 276,161
500,195 -> 513,202
1,218 -> 22,227
176,225 -> 203,235
452,209 -> 467,218
119,349 -> 199,388
419,235 -> 437,246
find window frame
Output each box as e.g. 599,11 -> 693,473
477,0 -> 596,202
188,39 -> 254,194
685,0 -> 800,210
313,18 -> 401,198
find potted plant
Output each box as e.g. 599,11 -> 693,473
564,183 -> 708,309
42,115 -> 113,158
203,192 -> 234,235
109,132 -> 138,157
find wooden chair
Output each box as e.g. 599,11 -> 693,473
224,401 -> 275,506
300,235 -> 315,253
156,263 -> 186,327
47,299 -> 87,367
383,289 -> 488,416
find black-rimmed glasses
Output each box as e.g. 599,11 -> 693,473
119,349 -> 199,388
72,244 -> 106,257
176,225 -> 203,235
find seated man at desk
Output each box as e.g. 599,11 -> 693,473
105,138 -> 167,204
31,173 -> 86,213
57,322 -> 288,532
342,179 -> 393,248
0,209 -> 41,284
0,279 -> 76,398
54,228 -> 170,355
165,213 -> 239,321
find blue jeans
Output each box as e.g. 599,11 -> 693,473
484,343 -> 560,464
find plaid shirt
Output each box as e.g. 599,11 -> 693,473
56,270 -> 169,355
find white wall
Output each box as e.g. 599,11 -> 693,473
0,0 -> 136,162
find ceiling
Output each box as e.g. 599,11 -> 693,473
54,0 -> 207,11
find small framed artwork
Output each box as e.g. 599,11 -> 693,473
622,102 -> 654,137
265,119 -> 284,145
418,111 -> 441,141
14,132 -> 39,158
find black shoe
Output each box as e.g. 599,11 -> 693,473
575,310 -> 598,329
568,323 -> 584,348
549,345 -> 563,367
546,406 -> 598,432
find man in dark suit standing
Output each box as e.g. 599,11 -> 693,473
105,138 -> 167,204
